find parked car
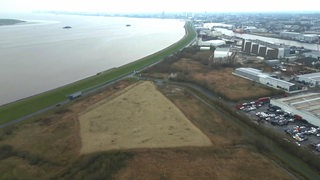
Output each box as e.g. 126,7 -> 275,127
293,133 -> 308,142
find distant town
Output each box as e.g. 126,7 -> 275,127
44,11 -> 320,43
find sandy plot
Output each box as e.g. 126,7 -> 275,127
79,81 -> 212,154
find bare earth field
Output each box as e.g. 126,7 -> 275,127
79,81 -> 212,154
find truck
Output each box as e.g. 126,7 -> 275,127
257,97 -> 270,104
68,91 -> 82,100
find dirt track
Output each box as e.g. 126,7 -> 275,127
79,81 -> 212,154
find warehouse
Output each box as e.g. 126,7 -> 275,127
260,76 -> 296,91
241,39 -> 290,59
233,67 -> 296,92
233,67 -> 262,82
270,93 -> 320,127
296,72 -> 320,87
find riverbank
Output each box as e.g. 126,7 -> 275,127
0,21 -> 196,125
0,14 -> 186,105
0,19 -> 25,26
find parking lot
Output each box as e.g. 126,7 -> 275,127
236,97 -> 320,154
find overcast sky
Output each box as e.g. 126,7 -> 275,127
2,0 -> 319,13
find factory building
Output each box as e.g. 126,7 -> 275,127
296,72 -> 320,86
258,46 -> 267,57
234,68 -> 262,82
303,34 -> 319,43
233,67 -> 296,92
270,93 -> 320,127
251,43 -> 259,54
243,41 -> 252,53
280,32 -> 319,43
280,32 -> 303,41
241,39 -> 290,59
266,48 -> 279,59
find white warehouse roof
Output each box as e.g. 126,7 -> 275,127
236,67 -> 262,76
271,93 -> 320,127
234,67 -> 296,92
297,72 -> 320,80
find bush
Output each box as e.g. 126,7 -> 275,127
0,145 -> 15,160
58,151 -> 133,179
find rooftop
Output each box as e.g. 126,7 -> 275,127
281,93 -> 320,118
297,72 -> 320,79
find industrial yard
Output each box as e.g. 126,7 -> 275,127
237,96 -> 320,153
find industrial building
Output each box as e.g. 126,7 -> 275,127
280,32 -> 319,43
241,39 -> 290,59
296,72 -> 320,86
280,32 -> 303,41
270,93 -> 320,127
233,68 -> 296,92
197,39 -> 226,47
303,34 -> 319,43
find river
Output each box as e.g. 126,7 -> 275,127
0,13 -> 185,106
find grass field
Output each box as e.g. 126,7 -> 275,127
0,22 -> 196,125
79,81 -> 212,154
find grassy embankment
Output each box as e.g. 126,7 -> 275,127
0,22 -> 196,125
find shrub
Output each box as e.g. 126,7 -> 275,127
0,145 -> 15,160
58,151 -> 133,179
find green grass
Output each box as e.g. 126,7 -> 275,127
0,22 -> 196,124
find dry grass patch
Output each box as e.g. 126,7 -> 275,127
172,58 -> 207,72
117,148 -> 293,180
79,81 -> 212,154
191,68 -> 275,100
0,80 -> 135,179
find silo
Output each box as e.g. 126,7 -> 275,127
258,46 -> 267,57
244,41 -> 252,53
251,43 -> 259,55
266,48 -> 279,59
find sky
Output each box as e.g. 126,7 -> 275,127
2,0 -> 320,13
